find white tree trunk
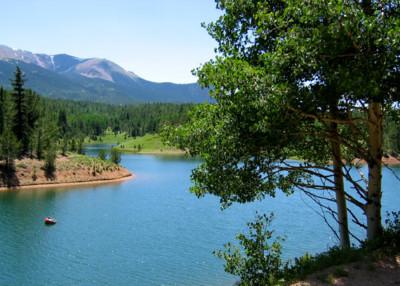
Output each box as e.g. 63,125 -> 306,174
366,101 -> 383,240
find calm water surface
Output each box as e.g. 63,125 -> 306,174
0,147 -> 399,285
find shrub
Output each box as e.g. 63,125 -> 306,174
285,246 -> 363,282
214,213 -> 286,286
77,139 -> 85,155
110,148 -> 121,165
44,147 -> 56,177
381,211 -> 400,251
32,166 -> 38,181
98,149 -> 107,161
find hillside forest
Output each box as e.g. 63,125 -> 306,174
1,67 -> 400,169
0,67 -> 192,171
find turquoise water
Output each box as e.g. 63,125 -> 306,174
0,148 -> 399,285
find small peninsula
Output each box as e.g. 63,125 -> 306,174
0,154 -> 132,191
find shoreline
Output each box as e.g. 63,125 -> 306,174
290,156 -> 400,167
0,154 -> 134,192
352,156 -> 400,166
0,173 -> 134,192
117,149 -> 186,155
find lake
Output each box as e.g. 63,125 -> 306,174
0,147 -> 399,285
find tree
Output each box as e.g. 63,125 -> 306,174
0,87 -> 5,135
11,66 -> 28,155
57,110 -> 70,156
0,90 -> 20,171
214,213 -> 286,285
11,68 -> 40,157
70,139 -> 77,152
77,139 -> 85,155
33,105 -> 47,160
57,110 -> 69,137
44,144 -> 56,178
263,0 -> 400,241
25,90 -> 40,157
165,0 -> 400,247
110,148 -> 121,164
98,149 -> 107,161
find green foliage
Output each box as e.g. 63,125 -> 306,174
164,0 -> 400,250
77,139 -> 84,155
214,213 -> 286,286
285,246 -> 363,282
70,139 -> 77,152
115,133 -> 179,153
43,145 -> 56,177
32,166 -> 37,181
58,110 -> 69,137
333,267 -> 349,278
42,99 -> 193,140
61,136 -> 68,156
384,110 -> 400,154
0,67 -> 192,163
0,88 -> 20,170
0,87 -> 5,135
110,148 -> 121,165
98,149 -> 107,161
11,67 -> 40,156
385,211 -> 400,233
363,211 -> 400,252
0,128 -> 20,171
282,213 -> 400,283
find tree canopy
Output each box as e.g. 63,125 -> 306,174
164,0 -> 400,247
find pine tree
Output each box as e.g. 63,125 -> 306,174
33,106 -> 46,160
110,148 -> 121,164
11,69 -> 40,157
70,139 -> 77,152
98,149 -> 107,161
77,139 -> 84,155
26,90 -> 40,139
36,127 -> 44,160
0,87 -> 5,135
0,91 -> 20,171
44,144 -> 56,178
58,110 -> 69,156
57,110 -> 68,137
11,67 -> 29,156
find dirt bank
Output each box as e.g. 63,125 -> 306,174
0,154 -> 133,191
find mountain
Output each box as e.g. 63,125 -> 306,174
0,45 -> 209,104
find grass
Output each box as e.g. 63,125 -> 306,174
285,247 -> 364,281
85,131 -> 128,145
116,134 -> 167,152
85,129 -> 183,154
58,153 -> 120,175
333,266 -> 349,277
285,216 -> 400,284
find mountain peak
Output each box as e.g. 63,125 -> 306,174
73,58 -> 139,82
0,44 -> 209,104
0,45 -> 54,70
0,45 -> 139,83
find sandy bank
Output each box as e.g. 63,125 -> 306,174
0,174 -> 134,191
352,155 -> 400,166
0,155 -> 134,191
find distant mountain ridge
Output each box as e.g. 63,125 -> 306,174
0,45 -> 209,104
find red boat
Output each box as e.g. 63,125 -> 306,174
44,217 -> 57,225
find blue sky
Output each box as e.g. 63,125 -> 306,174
1,1 -> 221,83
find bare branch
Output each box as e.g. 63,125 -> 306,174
347,207 -> 367,230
